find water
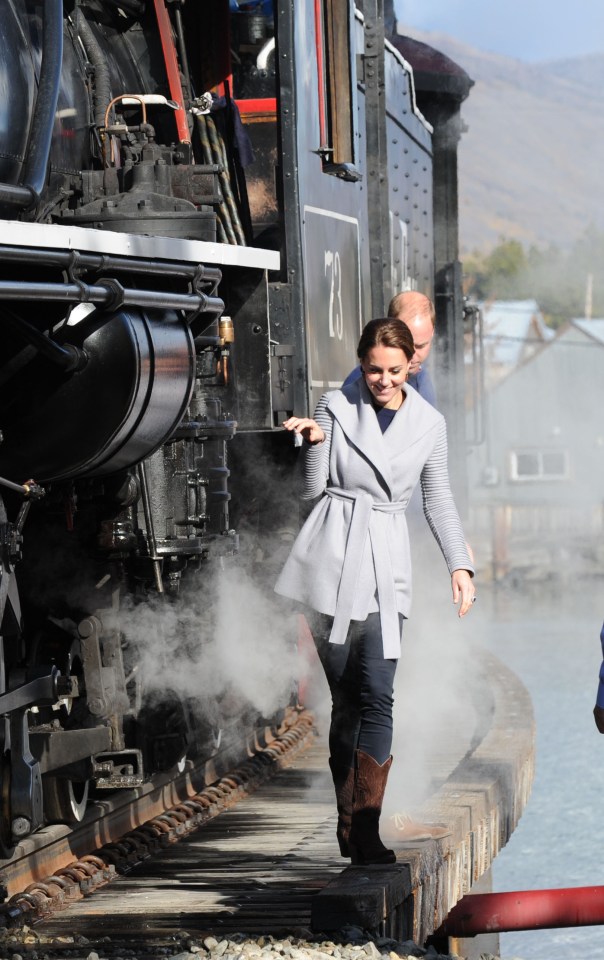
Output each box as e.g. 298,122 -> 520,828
307,529 -> 604,959
476,579 -> 604,960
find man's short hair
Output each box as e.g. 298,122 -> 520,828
387,291 -> 435,328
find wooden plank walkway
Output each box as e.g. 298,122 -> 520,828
36,743 -> 341,936
36,650 -> 534,947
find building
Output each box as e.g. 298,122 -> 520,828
466,316 -> 604,579
480,298 -> 555,388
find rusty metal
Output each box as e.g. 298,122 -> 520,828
0,708 -> 315,927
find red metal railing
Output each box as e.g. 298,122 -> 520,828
439,886 -> 604,937
152,0 -> 190,144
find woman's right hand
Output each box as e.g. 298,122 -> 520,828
282,416 -> 325,445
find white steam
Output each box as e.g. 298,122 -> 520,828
385,531 -> 483,815
292,519 -> 485,819
118,564 -> 301,723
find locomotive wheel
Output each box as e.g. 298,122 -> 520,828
42,775 -> 89,825
30,624 -> 91,825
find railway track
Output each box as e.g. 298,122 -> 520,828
0,707 -> 316,928
0,649 -> 535,954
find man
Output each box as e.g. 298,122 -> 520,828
343,291 -> 436,406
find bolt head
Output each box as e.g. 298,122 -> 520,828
11,817 -> 31,838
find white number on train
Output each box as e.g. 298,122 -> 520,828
324,250 -> 343,340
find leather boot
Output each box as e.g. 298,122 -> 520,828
348,750 -> 396,865
329,758 -> 355,857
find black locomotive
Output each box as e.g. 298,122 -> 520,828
0,0 -> 472,856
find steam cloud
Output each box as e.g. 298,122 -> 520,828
386,530 -> 484,815
298,521 -> 485,817
118,563 -> 301,725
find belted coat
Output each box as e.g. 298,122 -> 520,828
274,377 -> 474,659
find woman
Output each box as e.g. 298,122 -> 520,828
275,318 -> 475,865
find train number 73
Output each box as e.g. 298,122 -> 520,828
324,250 -> 343,340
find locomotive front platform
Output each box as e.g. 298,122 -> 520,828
3,648 -> 534,954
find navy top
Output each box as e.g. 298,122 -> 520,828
373,403 -> 398,433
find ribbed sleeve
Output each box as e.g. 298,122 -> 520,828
301,394 -> 333,500
421,420 -> 474,575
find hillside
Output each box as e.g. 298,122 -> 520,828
396,25 -> 604,253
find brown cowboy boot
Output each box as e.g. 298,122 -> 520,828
329,758 -> 355,857
348,750 -> 396,865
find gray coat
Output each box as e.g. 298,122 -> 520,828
274,378 -> 474,658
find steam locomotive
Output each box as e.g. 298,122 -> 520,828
0,0 -> 472,856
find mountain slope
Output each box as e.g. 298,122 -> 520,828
397,26 -> 604,252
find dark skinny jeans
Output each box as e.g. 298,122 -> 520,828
306,610 -> 400,768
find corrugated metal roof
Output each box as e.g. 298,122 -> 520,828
480,299 -> 555,368
570,318 -> 604,345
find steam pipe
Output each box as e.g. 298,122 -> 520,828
438,886 -> 604,938
0,245 -> 221,285
2,307 -> 87,372
0,0 -> 63,210
0,280 -> 224,317
75,6 -> 112,129
0,476 -> 45,500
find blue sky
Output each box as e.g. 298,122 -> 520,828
394,0 -> 604,62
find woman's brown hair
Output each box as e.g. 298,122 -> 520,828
357,317 -> 414,362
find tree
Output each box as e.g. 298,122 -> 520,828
464,238 -> 527,300
463,228 -> 604,327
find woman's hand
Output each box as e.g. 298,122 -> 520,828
451,569 -> 476,618
282,416 -> 325,445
